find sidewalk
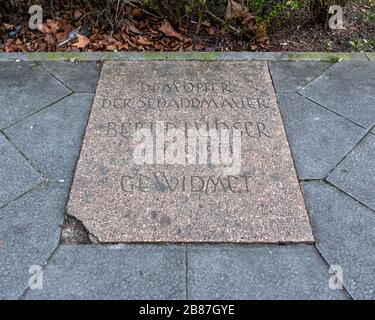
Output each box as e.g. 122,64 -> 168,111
0,53 -> 374,300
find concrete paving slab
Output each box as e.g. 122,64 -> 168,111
24,245 -> 185,300
277,93 -> 365,179
5,94 -> 93,183
188,244 -> 348,299
0,62 -> 70,129
327,133 -> 375,211
0,182 -> 68,299
300,61 -> 375,129
0,134 -> 43,207
303,182 -> 375,300
269,61 -> 332,92
42,61 -> 101,93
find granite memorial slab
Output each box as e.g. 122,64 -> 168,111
67,61 -> 313,243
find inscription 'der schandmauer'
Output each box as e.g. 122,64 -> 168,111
67,61 -> 313,243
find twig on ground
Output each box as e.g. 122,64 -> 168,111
205,9 -> 241,33
129,0 -> 162,19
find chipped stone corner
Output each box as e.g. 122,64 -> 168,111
60,214 -> 100,244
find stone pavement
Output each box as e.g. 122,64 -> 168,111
0,57 -> 374,300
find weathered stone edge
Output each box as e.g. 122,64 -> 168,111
0,51 -> 371,62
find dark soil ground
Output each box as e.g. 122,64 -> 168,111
1,1 -> 374,52
188,2 -> 374,52
270,2 -> 375,51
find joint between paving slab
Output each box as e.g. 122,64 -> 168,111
311,244 -> 353,300
0,179 -> 46,211
302,167 -> 375,218
69,239 -> 315,246
57,64 -> 104,245
0,51 -> 371,62
0,130 -> 45,178
296,92 -> 367,131
296,61 -> 336,92
298,180 -> 355,300
299,178 -> 323,183
2,92 -> 74,131
325,125 -> 375,179
19,242 -> 62,300
268,66 -> 316,241
321,179 -> 375,215
35,61 -> 75,93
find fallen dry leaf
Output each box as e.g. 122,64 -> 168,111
194,42 -> 204,50
39,24 -> 51,34
127,23 -> 142,35
118,43 -> 129,50
131,8 -> 142,17
207,26 -> 215,36
225,0 -> 254,27
4,23 -> 15,30
46,19 -> 59,33
159,20 -> 183,40
74,9 -> 83,20
72,34 -> 90,48
136,36 -> 150,46
106,44 -> 117,51
55,32 -> 66,41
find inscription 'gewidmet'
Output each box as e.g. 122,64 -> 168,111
120,172 -> 252,194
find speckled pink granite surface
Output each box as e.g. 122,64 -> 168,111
67,61 -> 313,243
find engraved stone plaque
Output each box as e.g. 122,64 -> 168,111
68,61 -> 313,242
